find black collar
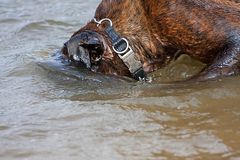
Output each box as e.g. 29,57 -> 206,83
93,18 -> 146,80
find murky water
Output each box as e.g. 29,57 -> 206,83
0,0 -> 240,160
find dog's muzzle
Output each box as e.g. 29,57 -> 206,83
65,35 -> 91,68
64,32 -> 103,69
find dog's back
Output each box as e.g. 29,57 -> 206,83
143,0 -> 240,63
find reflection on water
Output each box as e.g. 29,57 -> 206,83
0,0 -> 240,160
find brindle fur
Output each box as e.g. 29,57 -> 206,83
62,0 -> 240,81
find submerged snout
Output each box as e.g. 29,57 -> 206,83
63,31 -> 104,69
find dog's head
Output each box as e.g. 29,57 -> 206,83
62,29 -> 132,78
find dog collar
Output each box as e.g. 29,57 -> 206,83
93,18 -> 146,80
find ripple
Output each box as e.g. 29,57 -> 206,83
0,125 -> 10,131
19,20 -> 73,33
0,18 -> 20,24
18,129 -> 49,139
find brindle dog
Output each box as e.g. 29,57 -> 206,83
62,0 -> 240,81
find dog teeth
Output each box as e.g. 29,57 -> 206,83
73,54 -> 80,61
95,56 -> 102,62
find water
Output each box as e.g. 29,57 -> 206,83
0,0 -> 240,160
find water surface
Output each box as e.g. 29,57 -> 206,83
0,1 -> 240,160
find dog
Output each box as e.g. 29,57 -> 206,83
62,0 -> 240,81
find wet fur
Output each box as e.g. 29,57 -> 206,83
63,0 -> 240,81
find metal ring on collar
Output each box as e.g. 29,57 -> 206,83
93,18 -> 113,27
112,38 -> 130,54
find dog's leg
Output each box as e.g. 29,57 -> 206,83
192,38 -> 240,81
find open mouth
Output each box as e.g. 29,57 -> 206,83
64,31 -> 104,69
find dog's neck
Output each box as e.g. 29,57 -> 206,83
93,0 -> 175,73
92,17 -> 147,80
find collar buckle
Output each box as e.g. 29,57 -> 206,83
112,38 -> 129,55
